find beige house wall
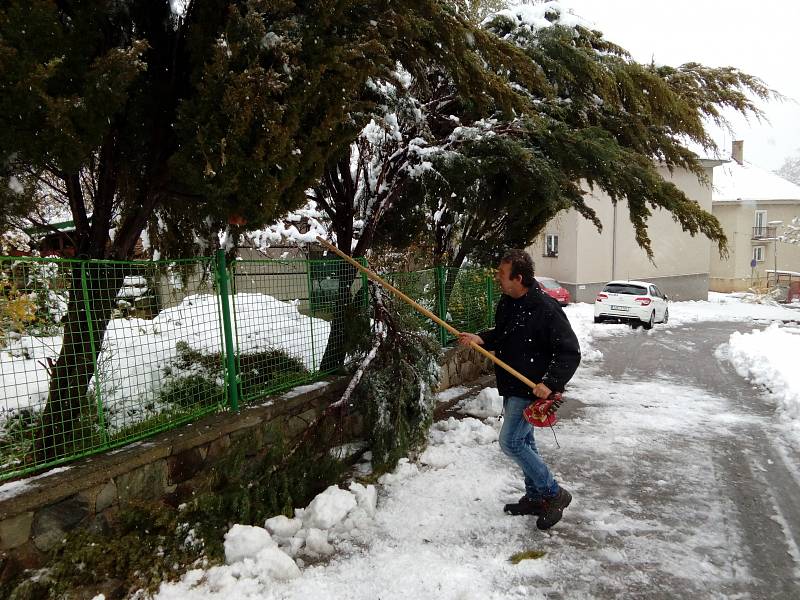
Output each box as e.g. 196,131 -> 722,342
532,210 -> 580,283
528,163 -> 716,302
710,201 -> 800,292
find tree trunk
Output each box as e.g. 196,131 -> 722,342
34,263 -> 126,462
319,261 -> 359,373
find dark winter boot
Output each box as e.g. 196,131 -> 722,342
503,495 -> 543,516
536,487 -> 572,530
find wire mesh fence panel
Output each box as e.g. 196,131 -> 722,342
95,258 -> 224,445
230,258 -> 368,404
2,251 -> 494,481
386,269 -> 441,340
442,267 -> 497,344
387,267 -> 498,345
1,256 -> 73,478
0,256 -> 223,480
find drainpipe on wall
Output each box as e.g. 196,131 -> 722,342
611,202 -> 617,280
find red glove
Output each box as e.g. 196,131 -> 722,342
523,392 -> 563,428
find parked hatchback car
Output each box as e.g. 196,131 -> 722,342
594,280 -> 669,329
535,276 -> 571,306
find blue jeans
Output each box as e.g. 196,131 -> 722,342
499,396 -> 559,499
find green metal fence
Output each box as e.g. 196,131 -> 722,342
0,253 -> 494,481
388,266 -> 499,345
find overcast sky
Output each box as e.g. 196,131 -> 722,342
556,0 -> 800,171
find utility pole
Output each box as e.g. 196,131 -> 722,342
769,220 -> 783,291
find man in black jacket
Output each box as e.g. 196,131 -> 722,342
458,249 -> 581,530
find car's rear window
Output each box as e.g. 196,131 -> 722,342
603,283 -> 647,295
537,279 -> 560,290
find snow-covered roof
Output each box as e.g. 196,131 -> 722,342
713,159 -> 800,203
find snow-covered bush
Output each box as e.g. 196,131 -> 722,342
0,229 -> 32,255
156,341 -> 309,414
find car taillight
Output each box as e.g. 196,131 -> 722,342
635,297 -> 652,306
596,293 -> 608,302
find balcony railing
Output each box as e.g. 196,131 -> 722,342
752,226 -> 777,240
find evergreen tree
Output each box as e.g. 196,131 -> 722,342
412,3 -> 772,275
0,0 -> 536,459
313,4 -> 771,298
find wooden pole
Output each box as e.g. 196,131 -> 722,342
315,236 -> 537,390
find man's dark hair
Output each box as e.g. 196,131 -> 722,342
501,249 -> 535,287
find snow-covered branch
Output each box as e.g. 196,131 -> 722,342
330,321 -> 386,409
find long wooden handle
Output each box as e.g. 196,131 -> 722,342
315,236 -> 538,390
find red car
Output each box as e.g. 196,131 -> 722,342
535,276 -> 571,306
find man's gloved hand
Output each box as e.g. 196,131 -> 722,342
523,392 -> 564,428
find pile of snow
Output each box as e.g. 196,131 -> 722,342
457,386 -> 502,418
157,414 -> 502,600
670,293 -> 800,325
726,323 -> 800,441
158,483 -> 377,599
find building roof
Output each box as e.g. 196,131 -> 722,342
712,159 -> 800,203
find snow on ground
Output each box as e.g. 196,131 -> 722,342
155,370 -> 760,599
151,294 -> 800,599
5,290 -> 800,596
0,293 -> 329,431
724,323 -> 800,443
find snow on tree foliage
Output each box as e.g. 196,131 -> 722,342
779,217 -> 800,246
776,153 -> 800,186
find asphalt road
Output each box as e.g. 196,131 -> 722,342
565,321 -> 800,599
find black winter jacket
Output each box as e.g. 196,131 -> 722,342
478,286 -> 581,399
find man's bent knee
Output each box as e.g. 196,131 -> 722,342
499,435 -> 525,457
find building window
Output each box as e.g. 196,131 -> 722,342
544,234 -> 558,257
752,246 -> 765,262
753,210 -> 768,238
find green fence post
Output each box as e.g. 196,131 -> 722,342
485,273 -> 495,329
215,250 -> 239,411
306,259 -> 317,372
436,266 -> 448,346
81,262 -> 108,445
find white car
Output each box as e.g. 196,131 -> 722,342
593,280 -> 669,329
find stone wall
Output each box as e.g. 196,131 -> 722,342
0,347 -> 493,587
437,343 -> 494,391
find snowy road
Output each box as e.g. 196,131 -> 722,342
156,309 -> 800,600
579,322 -> 800,599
